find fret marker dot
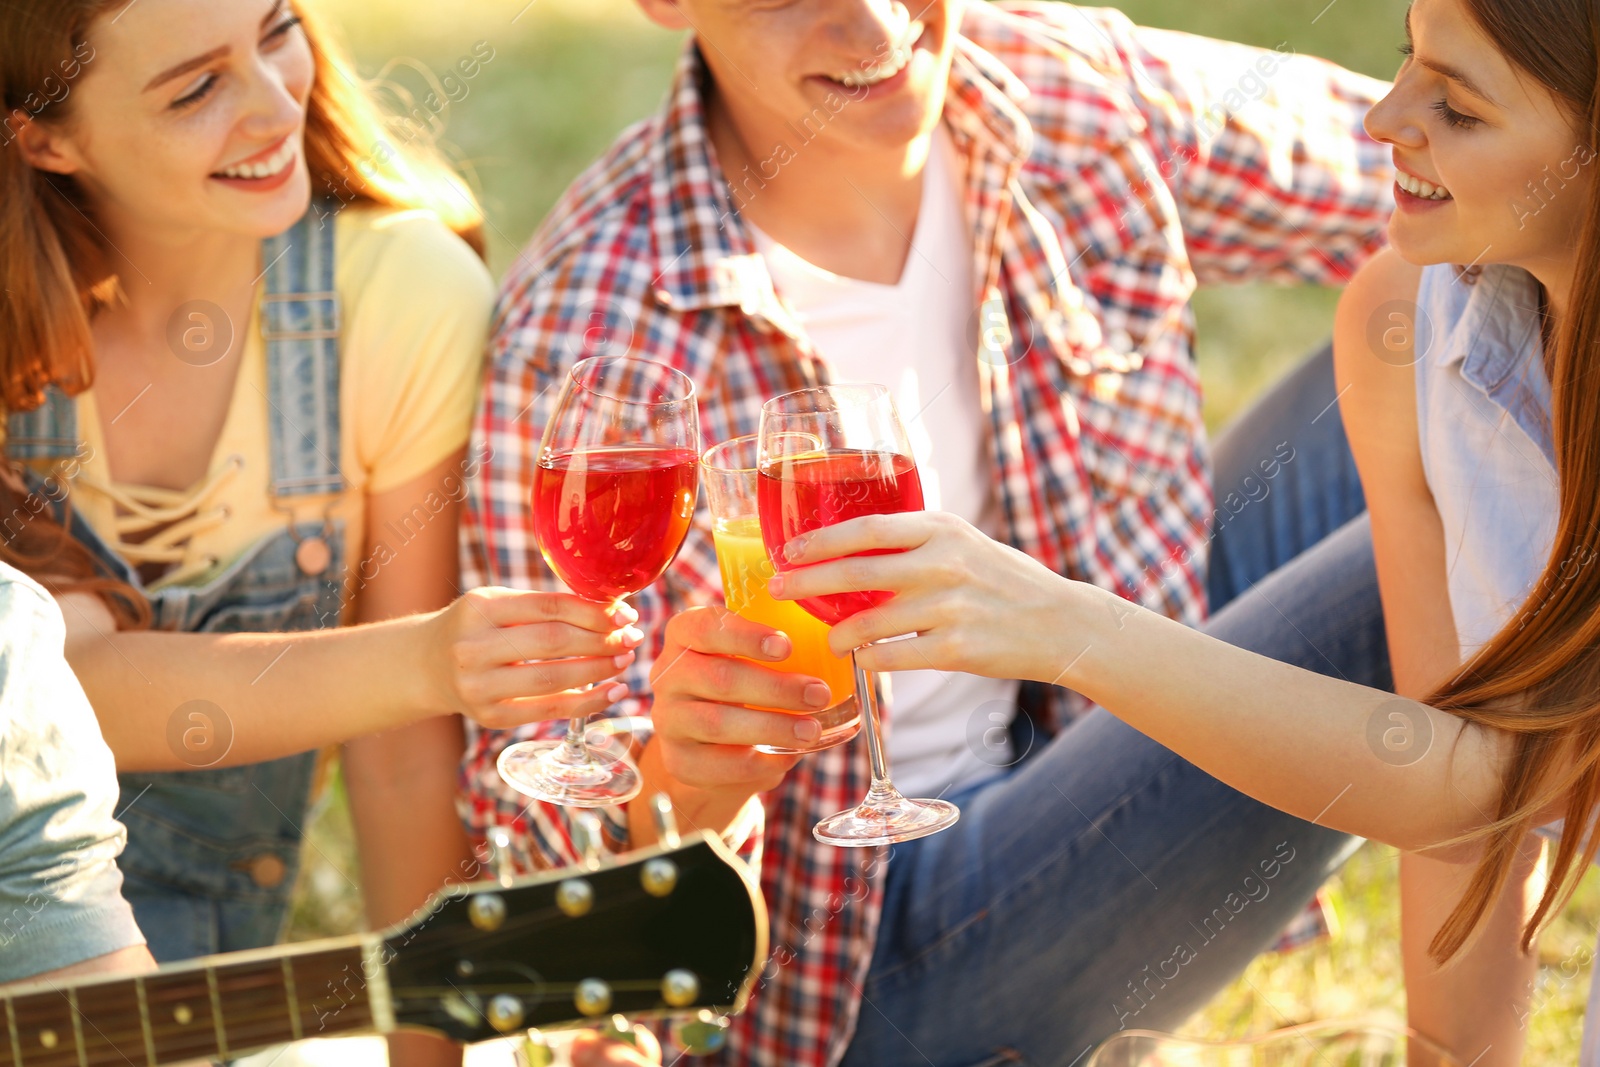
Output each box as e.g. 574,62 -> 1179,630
39,1029 -> 58,1048
174,1004 -> 194,1025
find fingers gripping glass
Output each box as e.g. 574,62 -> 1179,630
757,384 -> 959,846
497,356 -> 699,807
702,435 -> 862,754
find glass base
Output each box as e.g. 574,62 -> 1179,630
497,738 -> 642,807
813,788 -> 960,847
756,696 -> 862,755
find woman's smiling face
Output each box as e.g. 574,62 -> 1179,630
23,0 -> 314,242
1364,0 -> 1593,275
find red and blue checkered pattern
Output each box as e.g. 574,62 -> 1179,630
459,5 -> 1392,1063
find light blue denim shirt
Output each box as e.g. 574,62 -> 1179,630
0,561 -> 143,981
1413,262 -> 1596,1064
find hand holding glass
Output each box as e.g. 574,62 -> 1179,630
702,435 -> 861,753
497,355 -> 698,807
757,383 -> 959,845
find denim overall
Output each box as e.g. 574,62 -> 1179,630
7,206 -> 347,961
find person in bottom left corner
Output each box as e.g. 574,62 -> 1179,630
0,4 -> 644,1065
0,558 -> 152,988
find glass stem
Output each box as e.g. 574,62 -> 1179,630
852,651 -> 899,798
560,715 -> 592,764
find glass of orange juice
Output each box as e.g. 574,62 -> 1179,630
702,435 -> 861,754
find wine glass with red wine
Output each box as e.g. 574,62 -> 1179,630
497,356 -> 699,807
757,383 -> 960,845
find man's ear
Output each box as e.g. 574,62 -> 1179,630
13,116 -> 83,176
634,0 -> 693,32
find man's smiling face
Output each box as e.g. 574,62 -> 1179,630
638,0 -> 964,158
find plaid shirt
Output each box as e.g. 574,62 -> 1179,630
460,4 -> 1392,1063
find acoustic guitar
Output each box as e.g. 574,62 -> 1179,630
1,826 -> 764,1067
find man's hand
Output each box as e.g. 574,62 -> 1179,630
628,604 -> 832,847
649,605 -> 832,796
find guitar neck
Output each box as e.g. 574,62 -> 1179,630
2,934 -> 394,1067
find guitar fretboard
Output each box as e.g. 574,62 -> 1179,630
1,937 -> 387,1066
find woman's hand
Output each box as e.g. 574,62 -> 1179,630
770,511 -> 1096,683
419,587 -> 645,729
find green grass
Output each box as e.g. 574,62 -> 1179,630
286,0 -> 1598,1059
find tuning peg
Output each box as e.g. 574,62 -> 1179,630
486,826 -> 515,888
640,857 -> 678,898
650,793 -> 682,848
515,1029 -> 553,1067
660,968 -> 699,1008
486,994 -> 525,1033
574,977 -> 613,1017
598,1014 -> 640,1047
573,811 -> 604,870
671,1009 -> 730,1056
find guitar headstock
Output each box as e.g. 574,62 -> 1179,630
380,830 -> 766,1043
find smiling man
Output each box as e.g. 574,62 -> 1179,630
464,2 -> 1395,1063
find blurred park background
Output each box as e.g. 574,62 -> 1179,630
290,0 -> 1600,1058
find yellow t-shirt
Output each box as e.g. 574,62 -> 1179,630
45,206 -> 493,603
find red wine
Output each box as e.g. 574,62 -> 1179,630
757,449 -> 924,625
534,446 -> 698,601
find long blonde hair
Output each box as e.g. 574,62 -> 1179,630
0,0 -> 485,622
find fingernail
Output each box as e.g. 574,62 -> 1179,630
767,574 -> 787,598
605,682 -> 629,702
803,682 -> 832,708
786,534 -> 810,558
613,651 -> 634,669
621,626 -> 644,647
793,718 -> 821,742
611,603 -> 639,626
760,633 -> 789,659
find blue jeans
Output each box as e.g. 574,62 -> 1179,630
840,344 -> 1392,1067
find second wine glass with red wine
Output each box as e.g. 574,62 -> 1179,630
757,383 -> 960,846
497,355 -> 699,807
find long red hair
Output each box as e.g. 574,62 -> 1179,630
0,0 -> 485,623
1423,0 -> 1600,962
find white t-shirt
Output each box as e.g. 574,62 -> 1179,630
750,127 -> 1021,797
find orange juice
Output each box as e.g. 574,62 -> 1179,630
713,516 -> 855,711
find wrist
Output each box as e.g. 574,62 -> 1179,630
628,737 -> 760,849
396,609 -> 454,717
1031,579 -> 1121,692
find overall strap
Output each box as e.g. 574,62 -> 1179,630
5,385 -> 79,461
260,202 -> 343,499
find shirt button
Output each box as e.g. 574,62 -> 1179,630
247,853 -> 288,889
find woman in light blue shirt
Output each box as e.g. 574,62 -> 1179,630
768,0 -> 1600,1063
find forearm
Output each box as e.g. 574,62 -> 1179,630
1401,839 -> 1544,1066
71,616 -> 437,772
1055,582 -> 1504,849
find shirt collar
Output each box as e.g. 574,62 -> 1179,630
1435,264 -> 1544,385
